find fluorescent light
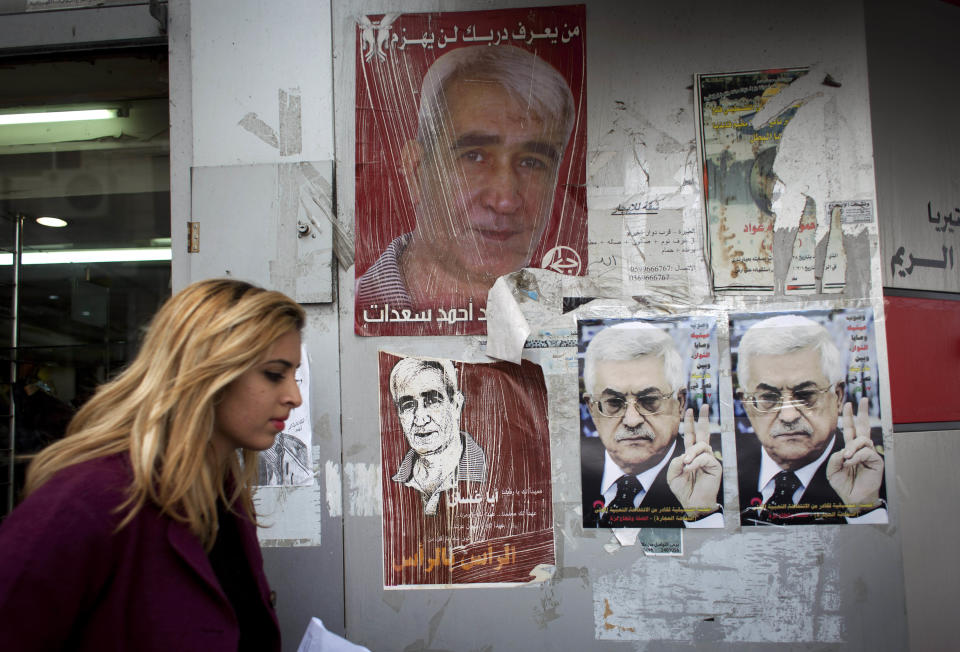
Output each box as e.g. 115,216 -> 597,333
0,109 -> 117,126
0,248 -> 171,265
36,216 -> 68,228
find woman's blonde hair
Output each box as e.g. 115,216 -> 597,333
25,278 -> 306,549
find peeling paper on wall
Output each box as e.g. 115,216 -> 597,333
255,482 -> 324,548
527,564 -> 557,583
612,528 -> 639,547
485,269 -> 567,363
254,437 -> 327,546
345,462 -> 383,517
756,69 -> 854,295
695,66 -> 861,296
593,530 -> 844,643
772,196 -> 848,294
325,460 -> 342,518
485,276 -> 531,364
525,334 -> 581,512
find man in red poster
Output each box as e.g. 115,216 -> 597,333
356,44 -> 576,317
379,353 -> 554,587
388,357 -> 487,516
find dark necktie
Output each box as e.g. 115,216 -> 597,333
599,475 -> 643,527
766,470 -> 802,508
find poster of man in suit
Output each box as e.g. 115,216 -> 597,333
730,309 -> 888,525
577,316 -> 724,529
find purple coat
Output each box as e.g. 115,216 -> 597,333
0,453 -> 281,651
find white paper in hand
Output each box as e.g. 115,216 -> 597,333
297,617 -> 371,652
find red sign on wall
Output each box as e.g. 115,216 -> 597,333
884,295 -> 960,424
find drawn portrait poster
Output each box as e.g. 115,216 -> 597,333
730,309 -> 888,525
577,316 -> 724,528
379,352 -> 554,587
695,68 -> 809,294
355,6 -> 587,336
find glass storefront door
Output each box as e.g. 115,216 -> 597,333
0,48 -> 170,514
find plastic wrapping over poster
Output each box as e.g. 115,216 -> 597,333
730,309 -> 888,525
379,353 -> 554,587
577,316 -> 724,529
355,6 -> 587,336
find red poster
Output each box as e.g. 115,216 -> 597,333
356,6 -> 587,336
379,353 -> 554,587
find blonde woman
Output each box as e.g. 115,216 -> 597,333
0,279 -> 304,652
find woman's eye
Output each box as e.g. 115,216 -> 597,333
264,371 -> 284,383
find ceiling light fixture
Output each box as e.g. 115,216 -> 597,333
0,109 -> 118,126
36,216 -> 68,228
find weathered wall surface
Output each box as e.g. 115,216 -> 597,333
7,0 -> 959,650
330,1 -> 905,651
162,0 -> 960,650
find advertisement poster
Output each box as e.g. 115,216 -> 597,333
730,309 -> 888,525
355,6 -> 588,336
695,68 -> 809,294
379,353 -> 554,587
577,316 -> 724,528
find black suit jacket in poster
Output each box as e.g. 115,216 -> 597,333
580,434 -> 723,528
736,428 -> 885,526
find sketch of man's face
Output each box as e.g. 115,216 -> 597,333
393,367 -> 464,456
407,78 -> 566,282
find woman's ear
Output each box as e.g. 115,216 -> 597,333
400,140 -> 424,206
